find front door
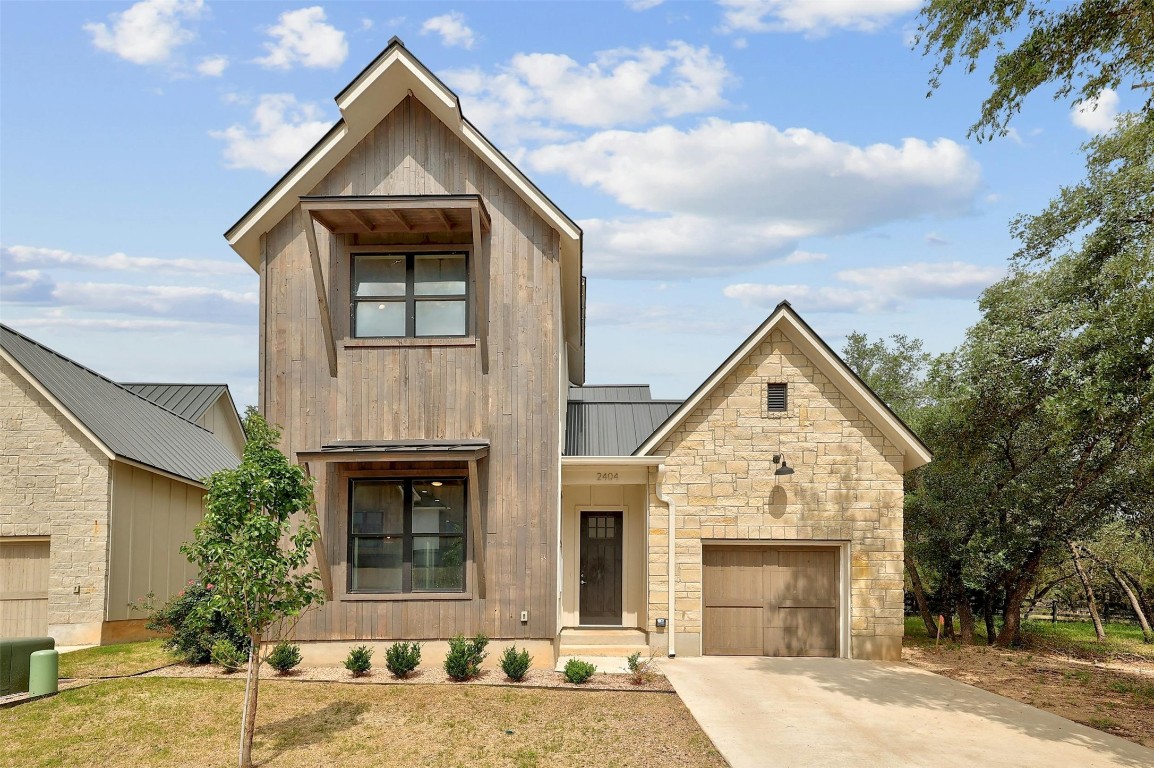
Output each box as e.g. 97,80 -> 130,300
579,511 -> 623,625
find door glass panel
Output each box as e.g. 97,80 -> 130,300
351,482 -> 404,533
414,255 -> 466,295
354,256 -> 406,296
415,300 -> 466,336
412,535 -> 465,591
350,537 -> 403,591
355,301 -> 405,337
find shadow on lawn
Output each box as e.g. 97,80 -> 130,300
255,699 -> 370,763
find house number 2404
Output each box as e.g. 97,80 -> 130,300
596,472 -> 619,481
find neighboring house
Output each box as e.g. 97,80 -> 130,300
224,39 -> 931,663
0,325 -> 241,644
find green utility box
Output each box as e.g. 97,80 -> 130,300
29,650 -> 59,697
0,637 -> 56,697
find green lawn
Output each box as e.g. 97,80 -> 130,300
0,677 -> 724,768
59,640 -> 176,679
904,615 -> 1154,660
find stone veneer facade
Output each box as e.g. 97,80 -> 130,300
646,328 -> 905,661
1,359 -> 111,644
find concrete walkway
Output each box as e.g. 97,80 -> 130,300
661,656 -> 1154,768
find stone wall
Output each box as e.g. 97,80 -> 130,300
646,328 -> 905,660
1,359 -> 110,644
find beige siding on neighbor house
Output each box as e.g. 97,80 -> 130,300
0,358 -> 110,644
261,97 -> 563,642
197,397 -> 246,459
106,462 -> 205,622
648,327 -> 905,661
0,538 -> 50,637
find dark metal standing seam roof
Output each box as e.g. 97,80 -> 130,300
564,400 -> 682,456
567,385 -> 653,402
119,383 -> 226,422
1,325 -> 240,483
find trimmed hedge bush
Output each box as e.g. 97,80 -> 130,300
385,641 -> 422,678
343,645 -> 373,677
563,658 -> 597,684
267,641 -> 302,674
499,645 -> 532,681
444,634 -> 489,681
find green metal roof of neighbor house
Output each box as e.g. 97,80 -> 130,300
0,324 -> 240,484
565,385 -> 681,456
120,383 -> 227,422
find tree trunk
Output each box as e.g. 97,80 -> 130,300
957,589 -> 976,644
1068,540 -> 1106,641
905,552 -> 939,638
996,554 -> 1044,647
239,636 -> 261,768
982,590 -> 997,645
1106,565 -> 1153,643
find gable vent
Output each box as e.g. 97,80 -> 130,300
766,383 -> 788,412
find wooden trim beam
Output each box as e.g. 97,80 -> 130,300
467,458 -> 486,599
348,209 -> 377,232
295,448 -> 489,463
302,462 -> 334,601
299,194 -> 491,232
388,209 -> 413,231
300,210 -> 339,377
471,205 -> 489,375
433,208 -> 454,231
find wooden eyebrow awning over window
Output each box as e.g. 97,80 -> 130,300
297,439 -> 490,599
299,195 -> 492,377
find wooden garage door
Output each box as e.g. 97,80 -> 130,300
703,545 -> 839,657
0,538 -> 50,639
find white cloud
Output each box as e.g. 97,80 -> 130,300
588,301 -> 745,335
782,249 -> 827,264
1071,89 -> 1120,135
210,94 -> 332,175
84,0 -> 203,65
421,12 -> 475,49
52,282 -> 257,323
924,231 -> 948,247
256,7 -> 348,70
626,0 -> 666,10
196,55 -> 229,77
724,260 -> 1003,313
529,119 -> 981,275
2,244 -> 248,276
445,42 -> 731,145
718,0 -> 919,36
361,18 -> 374,30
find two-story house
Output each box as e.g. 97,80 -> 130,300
225,39 -> 930,664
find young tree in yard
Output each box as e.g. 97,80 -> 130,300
183,408 -> 325,768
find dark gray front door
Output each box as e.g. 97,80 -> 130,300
579,511 -> 623,625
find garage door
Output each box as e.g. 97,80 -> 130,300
0,538 -> 50,639
703,545 -> 839,657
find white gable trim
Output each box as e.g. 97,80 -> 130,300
633,303 -> 933,473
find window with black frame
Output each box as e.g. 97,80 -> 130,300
351,253 -> 468,338
348,478 -> 467,593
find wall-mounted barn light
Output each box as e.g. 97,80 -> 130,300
773,454 -> 795,476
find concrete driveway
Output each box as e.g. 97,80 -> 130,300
661,657 -> 1154,768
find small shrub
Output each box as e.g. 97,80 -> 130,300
499,645 -> 532,682
563,658 -> 597,684
211,639 -> 246,673
385,641 -> 422,678
626,651 -> 656,686
444,634 -> 489,681
145,580 -> 249,664
344,645 -> 374,677
267,641 -> 302,674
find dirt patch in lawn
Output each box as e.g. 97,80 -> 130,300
146,662 -> 674,692
903,642 -> 1154,748
0,677 -> 724,768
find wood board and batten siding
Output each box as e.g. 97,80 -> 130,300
0,538 -> 50,638
261,97 -> 563,642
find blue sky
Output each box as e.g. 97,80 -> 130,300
0,1 -> 1128,407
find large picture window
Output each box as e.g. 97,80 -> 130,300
352,253 -> 468,338
348,478 -> 467,593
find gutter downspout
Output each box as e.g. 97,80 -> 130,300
656,464 -> 676,658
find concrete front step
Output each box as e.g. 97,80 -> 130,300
558,628 -> 648,657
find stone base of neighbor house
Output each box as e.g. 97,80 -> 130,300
100,619 -> 164,645
46,621 -> 104,646
296,639 -> 557,669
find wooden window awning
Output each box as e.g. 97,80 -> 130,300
299,195 -> 493,377
298,439 -> 489,599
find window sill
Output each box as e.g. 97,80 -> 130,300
339,591 -> 475,602
342,337 -> 477,349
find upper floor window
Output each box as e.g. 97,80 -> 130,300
352,252 -> 468,338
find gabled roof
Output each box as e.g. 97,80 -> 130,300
0,324 -> 239,485
565,398 -> 682,457
632,302 -> 933,473
224,37 -> 585,381
119,383 -> 227,422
